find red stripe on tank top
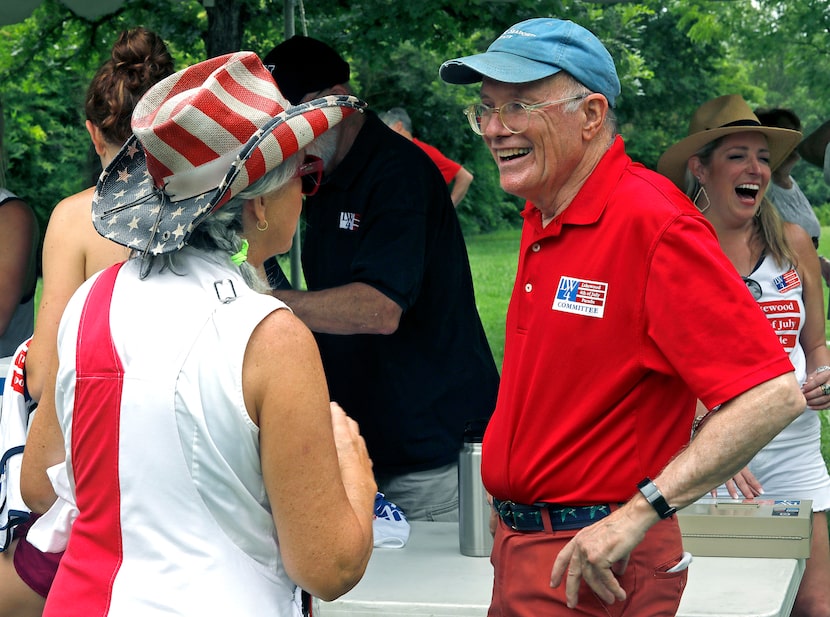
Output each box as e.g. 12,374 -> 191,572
45,262 -> 125,616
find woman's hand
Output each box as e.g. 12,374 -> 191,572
713,466 -> 763,499
802,365 -> 830,410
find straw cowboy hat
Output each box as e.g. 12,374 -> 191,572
657,94 -> 801,188
92,51 -> 366,256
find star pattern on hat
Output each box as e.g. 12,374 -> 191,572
117,168 -> 131,183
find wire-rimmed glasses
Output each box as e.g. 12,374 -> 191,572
463,95 -> 586,135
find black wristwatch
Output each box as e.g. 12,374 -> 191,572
637,477 -> 676,519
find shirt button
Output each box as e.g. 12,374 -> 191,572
531,243 -> 541,252
524,283 -> 532,293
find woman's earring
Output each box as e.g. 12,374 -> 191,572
256,219 -> 269,232
693,180 -> 711,213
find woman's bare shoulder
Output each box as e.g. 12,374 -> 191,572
45,186 -> 129,275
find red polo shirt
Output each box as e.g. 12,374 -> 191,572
413,138 -> 461,184
482,136 -> 794,506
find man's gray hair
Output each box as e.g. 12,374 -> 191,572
380,107 -> 412,134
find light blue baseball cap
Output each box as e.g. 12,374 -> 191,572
439,18 -> 621,107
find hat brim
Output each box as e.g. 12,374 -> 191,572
657,125 -> 802,189
93,94 -> 365,255
439,52 -> 561,85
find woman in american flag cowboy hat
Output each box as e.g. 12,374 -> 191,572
21,51 -> 376,616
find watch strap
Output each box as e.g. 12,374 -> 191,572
637,477 -> 677,519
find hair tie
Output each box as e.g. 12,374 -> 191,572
230,239 -> 249,266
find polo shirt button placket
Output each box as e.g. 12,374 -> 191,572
531,243 -> 541,252
524,283 -> 532,293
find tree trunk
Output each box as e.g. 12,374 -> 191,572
204,0 -> 245,58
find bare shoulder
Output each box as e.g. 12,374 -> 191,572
783,221 -> 817,257
45,187 -> 129,275
249,307 -> 318,360
0,197 -> 36,228
48,187 -> 95,227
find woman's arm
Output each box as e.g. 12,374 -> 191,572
25,191 -> 93,401
20,361 -> 64,512
788,223 -> 830,407
243,308 -> 376,601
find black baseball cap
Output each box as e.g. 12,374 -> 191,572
262,35 -> 350,105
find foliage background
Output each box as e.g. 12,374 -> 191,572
1,0 -> 829,243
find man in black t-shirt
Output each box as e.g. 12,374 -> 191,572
261,36 -> 499,521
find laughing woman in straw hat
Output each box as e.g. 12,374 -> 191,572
19,52 -> 376,616
659,94 -> 830,617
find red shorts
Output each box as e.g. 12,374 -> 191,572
488,514 -> 687,617
12,515 -> 63,598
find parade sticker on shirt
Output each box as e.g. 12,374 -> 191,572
339,211 -> 361,231
773,268 -> 801,294
759,298 -> 800,353
552,276 -> 608,318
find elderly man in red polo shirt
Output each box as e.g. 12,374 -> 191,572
440,17 -> 805,617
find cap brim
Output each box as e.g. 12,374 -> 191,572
657,125 -> 802,189
440,51 -> 561,85
93,95 -> 366,256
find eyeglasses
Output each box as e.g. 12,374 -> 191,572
743,277 -> 762,301
296,155 -> 324,196
463,95 -> 586,135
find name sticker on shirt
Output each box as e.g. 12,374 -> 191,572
773,268 -> 801,294
553,276 -> 608,318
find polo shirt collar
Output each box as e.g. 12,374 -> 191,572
522,135 -> 628,232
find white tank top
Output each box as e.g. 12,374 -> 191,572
51,248 -> 304,616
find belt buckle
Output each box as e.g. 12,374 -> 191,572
495,499 -> 519,531
496,499 -> 543,531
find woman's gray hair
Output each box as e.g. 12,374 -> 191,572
137,152 -> 303,291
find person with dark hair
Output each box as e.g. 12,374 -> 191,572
260,35 -> 499,522
660,94 -> 830,617
0,28 -> 174,617
380,107 -> 474,207
21,51 -> 375,616
440,18 -> 805,615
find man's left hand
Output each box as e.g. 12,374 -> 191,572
549,509 -> 646,608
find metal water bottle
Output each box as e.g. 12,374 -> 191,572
458,420 -> 493,557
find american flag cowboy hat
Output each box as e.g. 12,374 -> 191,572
92,51 -> 365,255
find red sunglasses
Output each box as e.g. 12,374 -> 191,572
296,155 -> 324,196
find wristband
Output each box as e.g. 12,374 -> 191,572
815,366 -> 830,374
637,477 -> 676,519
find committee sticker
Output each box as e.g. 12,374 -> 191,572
553,276 -> 608,318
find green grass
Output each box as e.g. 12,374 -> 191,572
465,228 -> 520,370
